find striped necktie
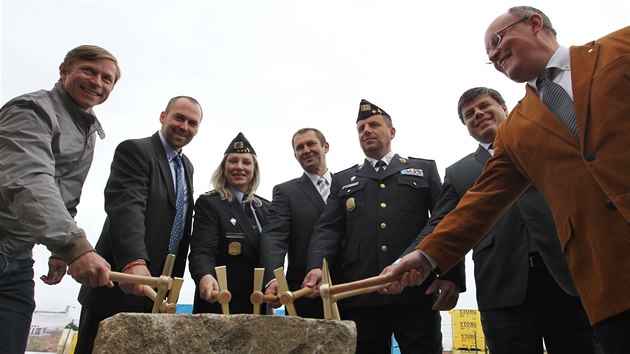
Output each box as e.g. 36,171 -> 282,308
317,177 -> 330,203
536,68 -> 579,138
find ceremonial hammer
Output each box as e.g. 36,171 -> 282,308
107,254 -> 183,314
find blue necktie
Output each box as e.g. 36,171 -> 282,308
168,155 -> 185,254
536,68 -> 579,138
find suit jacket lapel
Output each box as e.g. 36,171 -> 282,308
356,159 -> 377,179
570,42 -> 598,146
182,155 -> 194,201
182,155 -> 195,227
151,133 -> 177,208
296,173 -> 326,212
517,86 -> 579,146
381,154 -> 406,179
253,203 -> 267,226
473,145 -> 491,166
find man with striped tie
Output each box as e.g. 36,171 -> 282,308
260,128 -> 333,318
382,6 -> 629,354
406,87 -> 597,353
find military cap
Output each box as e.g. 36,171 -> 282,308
225,132 -> 256,156
357,99 -> 390,122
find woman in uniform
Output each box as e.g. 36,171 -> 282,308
189,132 -> 269,314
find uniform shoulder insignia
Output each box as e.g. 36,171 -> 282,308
334,164 -> 360,175
201,190 -> 219,196
407,156 -> 436,163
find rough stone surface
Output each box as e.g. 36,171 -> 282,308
93,313 -> 357,354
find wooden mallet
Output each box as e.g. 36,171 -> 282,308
274,267 -> 314,316
107,254 -> 184,314
319,258 -> 392,320
209,265 -> 231,314
250,268 -> 278,314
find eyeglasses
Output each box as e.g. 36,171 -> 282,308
485,17 -> 528,64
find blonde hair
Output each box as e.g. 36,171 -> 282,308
210,153 -> 262,206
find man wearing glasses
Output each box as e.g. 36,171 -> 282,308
484,17 -> 529,63
381,6 -> 629,354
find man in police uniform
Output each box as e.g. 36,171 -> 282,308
303,99 -> 464,354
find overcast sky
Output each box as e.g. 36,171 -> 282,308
2,0 -> 628,347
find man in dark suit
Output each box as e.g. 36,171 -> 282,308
410,87 -> 596,353
75,96 -> 203,353
260,127 -> 332,318
303,100 -> 464,354
381,7 -> 629,354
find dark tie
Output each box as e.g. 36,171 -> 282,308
375,160 -> 386,173
168,155 -> 185,254
316,177 -> 329,203
488,143 -> 494,156
243,200 -> 260,234
536,68 -> 579,138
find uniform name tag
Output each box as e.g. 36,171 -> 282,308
342,182 -> 359,189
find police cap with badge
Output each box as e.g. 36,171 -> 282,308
357,99 -> 391,122
225,132 -> 256,156
224,132 -> 257,256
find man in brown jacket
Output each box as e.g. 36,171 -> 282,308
381,6 -> 629,354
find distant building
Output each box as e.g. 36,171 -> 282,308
30,306 -> 75,336
27,306 -> 77,353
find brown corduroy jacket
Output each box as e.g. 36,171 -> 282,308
419,26 -> 630,325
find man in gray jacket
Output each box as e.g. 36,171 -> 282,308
0,45 -> 119,353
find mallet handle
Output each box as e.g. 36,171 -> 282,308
329,275 -> 390,296
332,283 -> 390,302
250,292 -> 279,304
109,271 -> 159,288
142,285 -> 177,314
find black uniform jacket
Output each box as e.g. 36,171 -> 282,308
307,154 -> 465,308
189,191 -> 270,314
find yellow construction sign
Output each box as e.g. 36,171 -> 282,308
449,309 -> 486,351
